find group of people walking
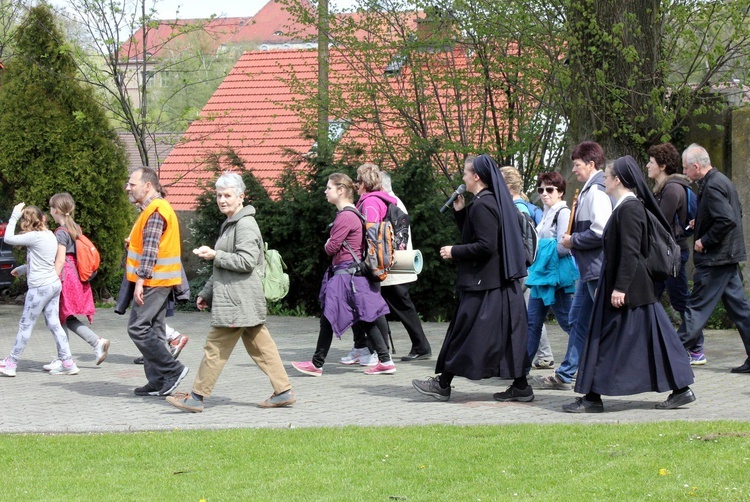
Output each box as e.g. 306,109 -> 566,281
4,143 -> 750,415
1,194 -> 109,378
413,142 -> 750,413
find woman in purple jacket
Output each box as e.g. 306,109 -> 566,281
292,173 -> 395,376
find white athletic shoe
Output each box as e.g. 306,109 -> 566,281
43,359 -> 63,372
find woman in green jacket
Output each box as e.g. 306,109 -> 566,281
167,172 -> 296,412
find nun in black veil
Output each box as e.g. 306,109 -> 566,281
412,154 -> 533,402
562,155 -> 695,413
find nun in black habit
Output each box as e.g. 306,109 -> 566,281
412,154 -> 532,402
562,155 -> 695,413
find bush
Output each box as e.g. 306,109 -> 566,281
0,6 -> 132,290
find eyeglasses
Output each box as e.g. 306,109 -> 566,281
537,186 -> 558,194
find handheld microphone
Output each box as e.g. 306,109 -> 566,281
440,184 -> 466,213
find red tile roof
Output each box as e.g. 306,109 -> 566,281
118,132 -> 180,172
159,49 -> 320,210
119,0 -> 315,61
159,44 -> 495,210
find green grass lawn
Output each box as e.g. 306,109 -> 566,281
2,421 -> 749,501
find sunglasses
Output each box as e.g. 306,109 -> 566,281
537,186 -> 558,194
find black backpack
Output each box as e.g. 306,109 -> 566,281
644,206 -> 681,281
372,194 -> 411,251
385,203 -> 410,251
517,211 -> 538,267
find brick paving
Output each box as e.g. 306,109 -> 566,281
0,304 -> 748,433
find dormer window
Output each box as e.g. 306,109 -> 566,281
274,30 -> 283,36
328,119 -> 349,142
384,55 -> 407,76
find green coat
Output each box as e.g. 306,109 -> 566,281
199,205 -> 266,327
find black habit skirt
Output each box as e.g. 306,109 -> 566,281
575,284 -> 694,396
436,281 -> 529,380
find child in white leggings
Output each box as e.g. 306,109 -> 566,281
0,203 -> 79,377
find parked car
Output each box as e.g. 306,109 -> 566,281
0,222 -> 17,292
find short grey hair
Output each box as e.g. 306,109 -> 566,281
380,171 -> 393,193
215,172 -> 246,196
683,143 -> 711,168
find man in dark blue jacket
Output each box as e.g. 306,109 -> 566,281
679,143 -> 750,373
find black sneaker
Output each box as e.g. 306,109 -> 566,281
561,397 -> 604,413
134,382 -> 160,396
412,376 -> 451,401
493,384 -> 535,402
159,366 -> 189,396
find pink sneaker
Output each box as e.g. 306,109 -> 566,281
292,361 -> 323,377
0,357 -> 17,377
364,361 -> 396,375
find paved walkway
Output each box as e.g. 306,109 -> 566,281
0,304 -> 748,433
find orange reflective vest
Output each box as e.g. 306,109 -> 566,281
126,198 -> 182,287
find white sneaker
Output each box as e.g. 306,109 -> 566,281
0,357 -> 17,377
340,347 -> 369,365
94,338 -> 110,365
358,352 -> 379,367
50,361 -> 80,375
43,359 -> 63,372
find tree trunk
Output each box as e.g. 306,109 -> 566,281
566,0 -> 663,160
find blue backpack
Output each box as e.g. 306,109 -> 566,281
670,182 -> 698,237
515,200 -> 543,225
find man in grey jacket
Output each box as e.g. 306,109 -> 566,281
678,144 -> 750,373
534,141 -> 613,391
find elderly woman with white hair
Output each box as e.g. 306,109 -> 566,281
167,172 -> 296,412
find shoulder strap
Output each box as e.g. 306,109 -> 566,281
551,206 -> 565,229
340,206 -> 366,262
341,205 -> 366,222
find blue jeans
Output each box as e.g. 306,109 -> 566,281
525,289 -> 573,373
555,280 -> 597,383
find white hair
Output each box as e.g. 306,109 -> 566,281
215,172 -> 246,196
683,143 -> 711,168
380,171 -> 393,193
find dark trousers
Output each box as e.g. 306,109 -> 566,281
382,284 -> 431,354
352,316 -> 390,351
655,247 -> 690,316
127,286 -> 185,387
313,316 -> 391,367
352,284 -> 431,355
678,264 -> 750,355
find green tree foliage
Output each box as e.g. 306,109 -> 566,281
60,0 -> 218,167
282,0 -> 567,196
560,0 -> 750,158
148,38 -> 258,133
0,0 -> 23,63
0,4 -> 132,292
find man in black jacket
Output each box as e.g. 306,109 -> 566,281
678,143 -> 750,373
